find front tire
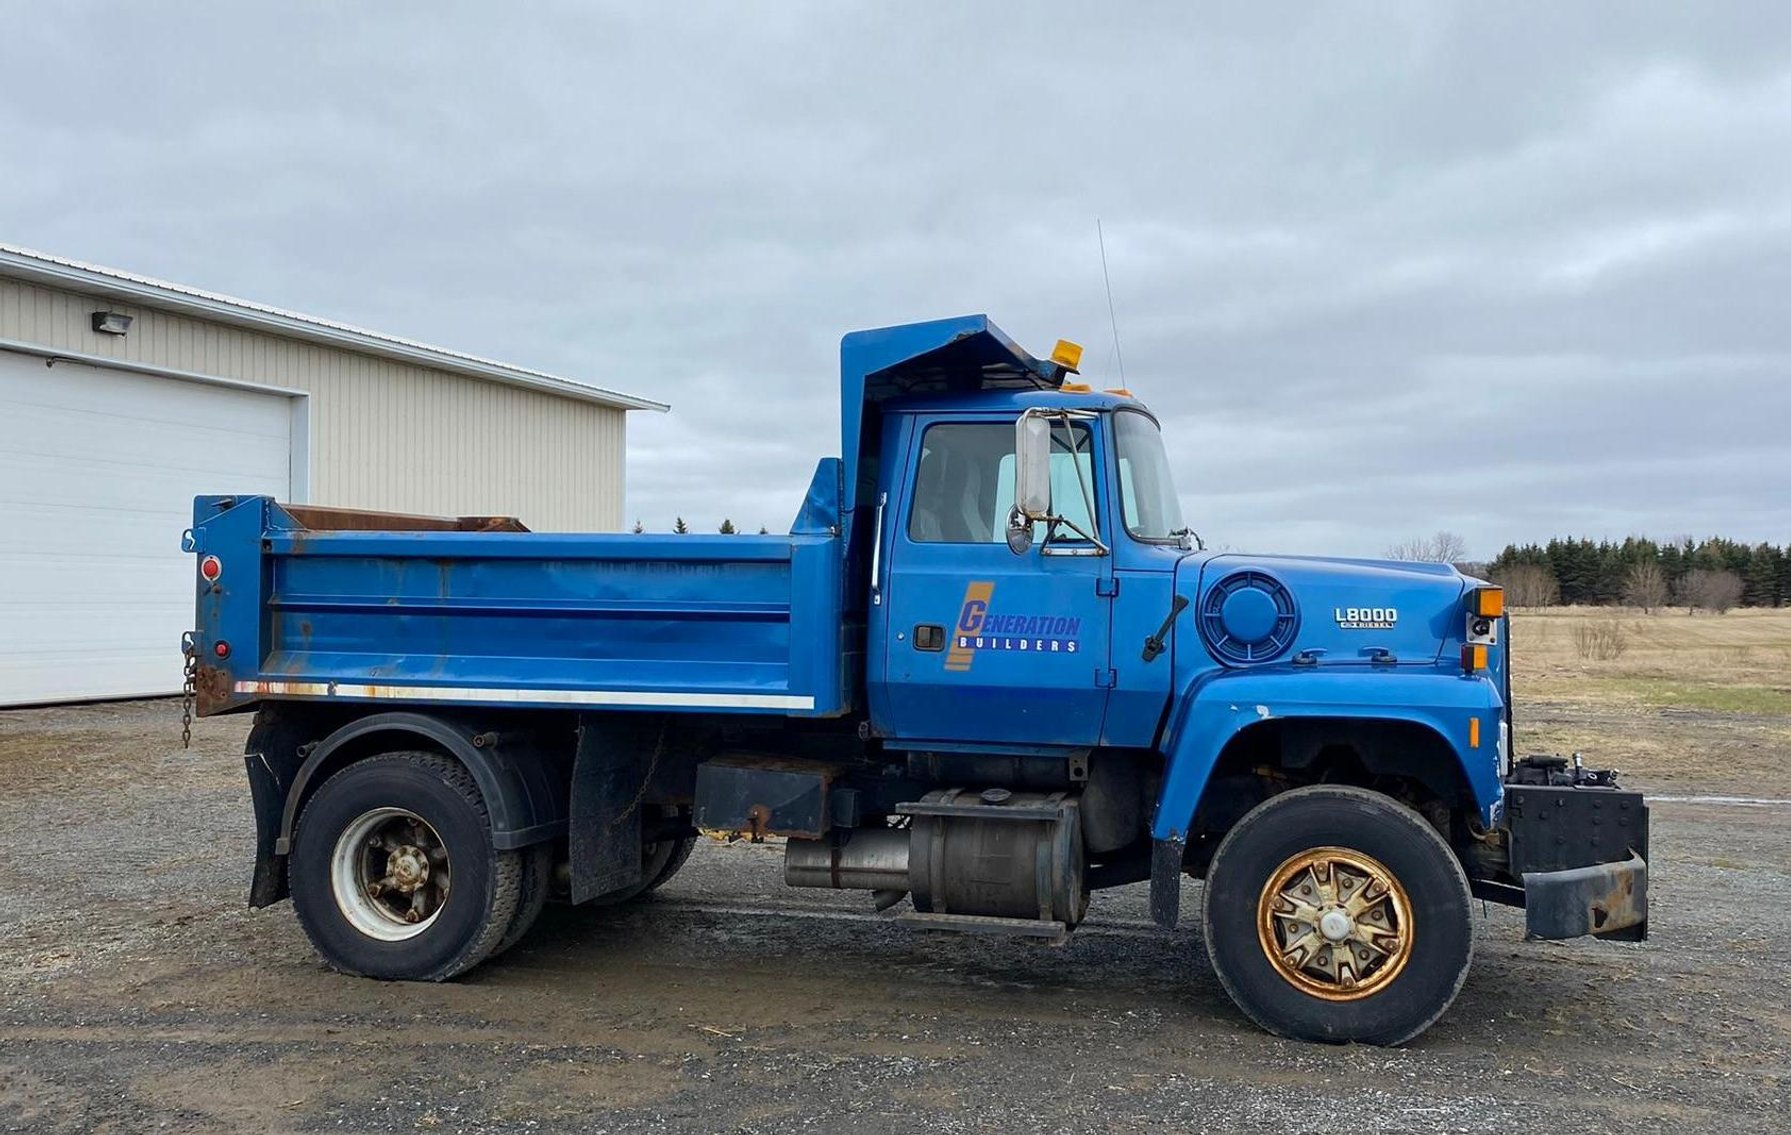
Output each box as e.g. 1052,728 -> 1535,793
1201,785 -> 1473,1045
290,752 -> 521,981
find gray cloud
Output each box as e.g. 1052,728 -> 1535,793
4,2 -> 1788,558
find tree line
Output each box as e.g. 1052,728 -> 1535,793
632,518 -> 769,535
1486,536 -> 1788,612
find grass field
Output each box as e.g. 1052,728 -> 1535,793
1509,606 -> 1791,794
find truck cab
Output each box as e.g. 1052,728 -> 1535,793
187,313 -> 1649,1047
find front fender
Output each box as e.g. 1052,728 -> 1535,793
1150,668 -> 1505,841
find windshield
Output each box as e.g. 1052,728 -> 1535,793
1114,410 -> 1186,541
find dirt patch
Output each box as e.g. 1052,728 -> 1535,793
0,696 -> 1787,1133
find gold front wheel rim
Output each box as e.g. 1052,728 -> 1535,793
1256,846 -> 1413,1002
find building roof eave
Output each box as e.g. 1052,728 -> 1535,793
0,243 -> 668,413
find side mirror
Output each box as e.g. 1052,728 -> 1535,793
1014,413 -> 1052,520
1005,508 -> 1033,555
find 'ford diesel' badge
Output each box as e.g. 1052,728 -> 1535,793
1335,606 -> 1398,630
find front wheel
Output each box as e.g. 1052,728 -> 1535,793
1201,785 -> 1473,1045
290,752 -> 522,981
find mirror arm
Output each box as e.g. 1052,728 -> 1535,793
1042,515 -> 1109,556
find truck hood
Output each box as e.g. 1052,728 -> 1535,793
1176,553 -> 1470,668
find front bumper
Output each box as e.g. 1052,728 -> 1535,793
1500,781 -> 1651,941
1521,851 -> 1648,940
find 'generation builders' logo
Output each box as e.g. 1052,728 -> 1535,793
945,580 -> 1082,672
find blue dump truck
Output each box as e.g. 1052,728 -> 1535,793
185,315 -> 1648,1045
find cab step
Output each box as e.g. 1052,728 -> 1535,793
896,911 -> 1071,945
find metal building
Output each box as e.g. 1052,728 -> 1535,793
0,244 -> 666,706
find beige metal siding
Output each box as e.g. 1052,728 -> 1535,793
0,277 -> 625,531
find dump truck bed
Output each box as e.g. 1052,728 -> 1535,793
189,495 -> 851,717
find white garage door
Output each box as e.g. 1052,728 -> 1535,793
0,349 -> 294,706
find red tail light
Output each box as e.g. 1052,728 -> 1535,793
199,555 -> 222,582
213,640 -> 231,659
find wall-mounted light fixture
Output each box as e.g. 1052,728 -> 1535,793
91,311 -> 133,335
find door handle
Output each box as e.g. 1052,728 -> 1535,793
913,624 -> 945,651
869,491 -> 887,607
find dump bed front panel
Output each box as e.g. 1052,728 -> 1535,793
191,497 -> 848,717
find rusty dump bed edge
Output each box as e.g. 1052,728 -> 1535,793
282,503 -> 529,533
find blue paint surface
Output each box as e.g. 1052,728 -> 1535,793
191,315 -> 1507,834
1220,585 -> 1280,644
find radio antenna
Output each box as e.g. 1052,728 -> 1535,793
1096,218 -> 1127,386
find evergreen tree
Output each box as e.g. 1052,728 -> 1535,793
1486,534 -> 1785,608
1744,544 -> 1782,608
1659,540 -> 1685,589
719,519 -> 737,534
673,517 -> 689,534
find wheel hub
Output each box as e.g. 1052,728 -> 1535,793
332,808 -> 453,941
1257,846 -> 1413,1002
386,845 -> 430,892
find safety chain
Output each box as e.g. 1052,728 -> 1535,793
611,721 -> 668,829
180,631 -> 198,750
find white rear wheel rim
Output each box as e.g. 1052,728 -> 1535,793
331,807 -> 451,942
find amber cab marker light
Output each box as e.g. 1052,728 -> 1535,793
1472,586 -> 1504,618
1461,644 -> 1488,674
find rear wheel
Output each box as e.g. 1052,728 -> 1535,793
492,842 -> 555,958
290,752 -> 521,981
1200,785 -> 1473,1045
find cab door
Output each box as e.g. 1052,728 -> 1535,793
875,415 -> 1114,746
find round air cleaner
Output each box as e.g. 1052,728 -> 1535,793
1199,570 -> 1300,665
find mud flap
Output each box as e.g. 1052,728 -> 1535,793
568,715 -> 648,903
1150,837 -> 1184,929
244,750 -> 293,907
242,706 -> 314,908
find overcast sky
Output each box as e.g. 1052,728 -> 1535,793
4,3 -> 1788,559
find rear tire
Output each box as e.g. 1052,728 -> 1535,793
290,752 -> 521,981
1200,785 -> 1473,1046
492,842 -> 554,958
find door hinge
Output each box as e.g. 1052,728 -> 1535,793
1096,577 -> 1119,597
1095,668 -> 1118,689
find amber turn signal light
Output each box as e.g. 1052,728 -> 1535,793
1461,643 -> 1488,674
1470,586 -> 1504,618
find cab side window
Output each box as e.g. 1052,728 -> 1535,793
908,422 -> 1096,544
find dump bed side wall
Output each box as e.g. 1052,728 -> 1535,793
192,496 -> 849,717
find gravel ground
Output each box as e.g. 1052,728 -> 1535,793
1,699 -> 1788,1133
